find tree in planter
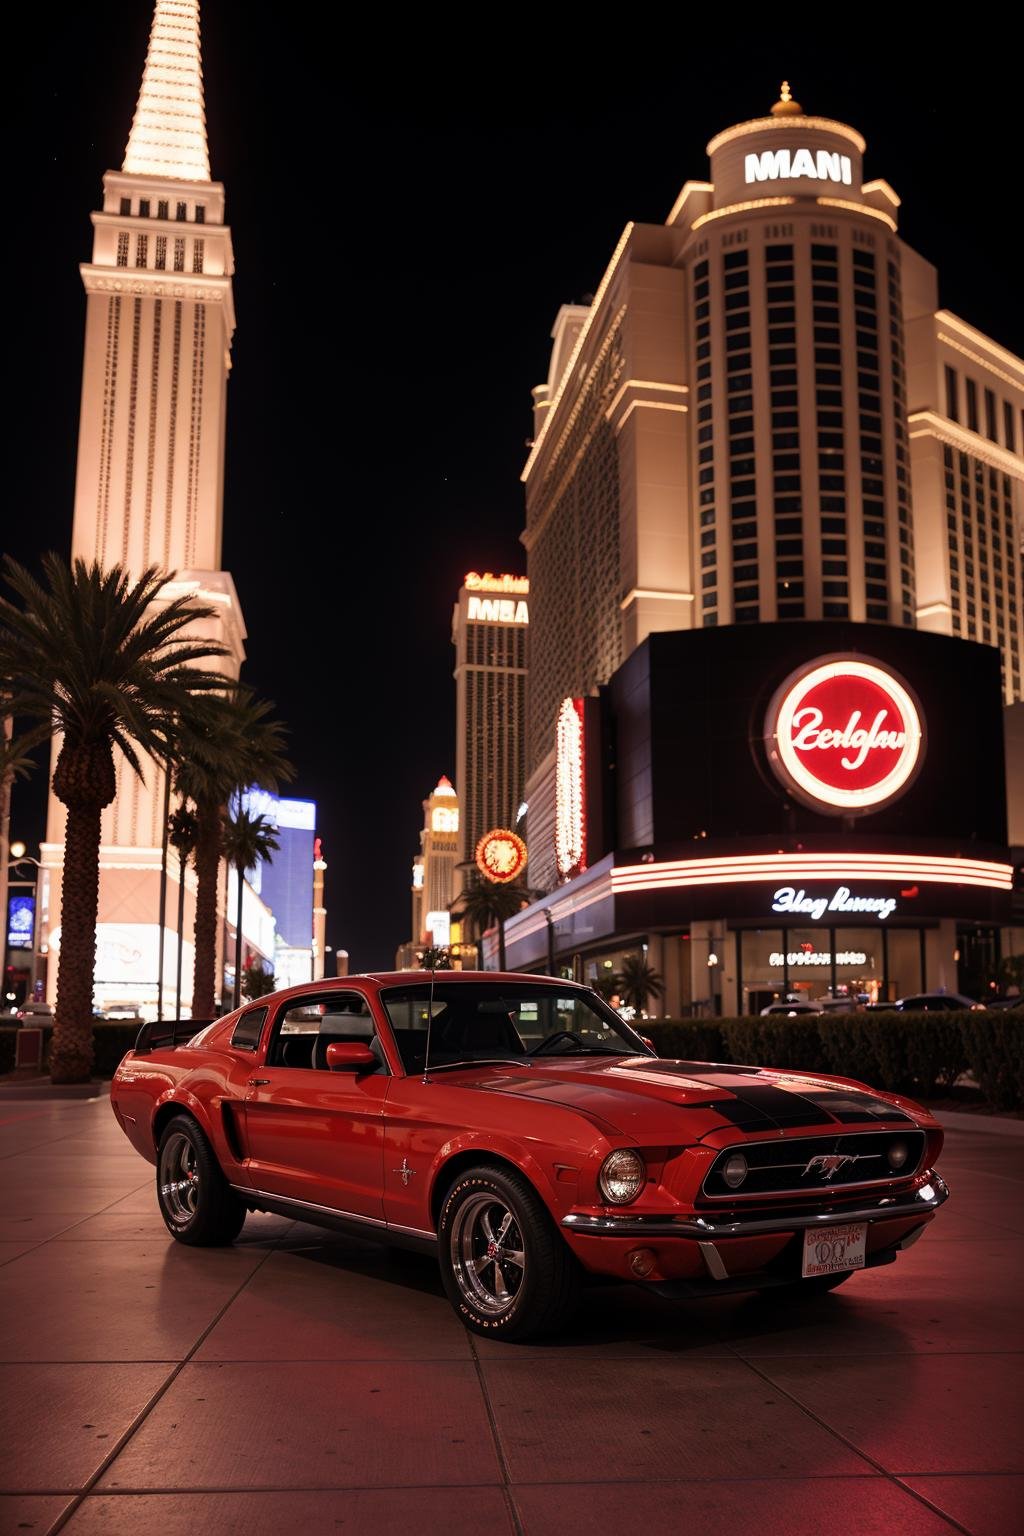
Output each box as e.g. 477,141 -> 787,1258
167,803 -> 199,1018
174,688 -> 293,1018
590,968 -> 624,1002
619,952 -> 666,1016
458,880 -> 529,971
241,956 -> 276,1000
0,556 -> 225,1082
417,945 -> 453,970
223,806 -> 280,1009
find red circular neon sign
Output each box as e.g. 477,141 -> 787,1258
765,656 -> 924,814
475,829 -> 528,884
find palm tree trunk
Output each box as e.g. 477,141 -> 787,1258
175,859 -> 186,1017
192,803 -> 222,1018
49,802 -> 101,1083
498,917 -> 507,973
233,865 -> 244,1009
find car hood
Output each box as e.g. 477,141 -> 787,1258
444,1056 -> 924,1140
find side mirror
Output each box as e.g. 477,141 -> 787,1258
639,1035 -> 655,1051
325,1041 -> 377,1073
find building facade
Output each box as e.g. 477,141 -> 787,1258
40,0 -> 244,1016
419,777 -> 460,945
451,571 -> 529,890
522,85 -> 1024,895
242,791 -> 318,991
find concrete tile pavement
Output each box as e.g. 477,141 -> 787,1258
0,1097 -> 1020,1535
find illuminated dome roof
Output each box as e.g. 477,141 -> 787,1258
434,775 -> 457,796
770,80 -> 804,117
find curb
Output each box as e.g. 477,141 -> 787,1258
935,1109 -> 1024,1138
0,1078 -> 106,1101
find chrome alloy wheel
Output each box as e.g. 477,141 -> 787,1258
450,1193 -> 527,1315
158,1130 -> 200,1227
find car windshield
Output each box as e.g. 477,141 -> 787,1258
379,982 -> 653,1074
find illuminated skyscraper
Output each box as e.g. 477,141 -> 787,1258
523,85 -> 1023,892
41,0 -> 245,1014
451,573 -> 529,890
418,777 -> 460,945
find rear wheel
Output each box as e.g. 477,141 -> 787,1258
156,1114 -> 246,1246
438,1165 -> 579,1340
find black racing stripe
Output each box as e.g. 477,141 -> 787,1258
720,1083 -> 835,1128
702,1098 -> 779,1131
797,1088 -> 913,1123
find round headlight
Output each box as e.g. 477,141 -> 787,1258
721,1152 -> 748,1190
599,1149 -> 646,1204
887,1139 -> 909,1170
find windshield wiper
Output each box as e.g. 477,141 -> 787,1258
413,1057 -> 532,1074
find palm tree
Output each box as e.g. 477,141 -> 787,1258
458,880 -> 529,971
0,556 -> 226,1082
223,805 -> 279,1009
590,968 -> 623,1003
174,688 -> 293,1017
241,958 -> 276,1000
167,802 -> 199,1018
619,952 -> 665,1015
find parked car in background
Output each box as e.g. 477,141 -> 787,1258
109,972 -> 949,1339
760,999 -> 824,1016
867,992 -> 984,1012
15,1001 -> 53,1022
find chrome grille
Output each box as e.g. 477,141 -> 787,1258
702,1130 -> 926,1200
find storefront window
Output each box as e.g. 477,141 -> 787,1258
885,928 -> 923,1001
739,929 -> 785,1013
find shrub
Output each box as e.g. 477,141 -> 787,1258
644,1020 -> 727,1063
960,1014 -> 1024,1112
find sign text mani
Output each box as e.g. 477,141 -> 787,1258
745,148 -> 852,186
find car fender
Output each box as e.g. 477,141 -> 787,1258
427,1128 -> 565,1224
152,1084 -> 220,1154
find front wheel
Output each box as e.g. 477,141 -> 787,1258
156,1114 -> 246,1246
438,1165 -> 579,1340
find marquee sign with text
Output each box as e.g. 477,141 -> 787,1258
765,656 -> 924,815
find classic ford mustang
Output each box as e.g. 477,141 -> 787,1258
110,972 -> 949,1339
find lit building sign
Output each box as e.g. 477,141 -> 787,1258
412,861 -> 424,890
772,885 -> 897,921
745,148 -> 852,186
611,852 -> 1010,894
770,950 -> 869,968
425,910 -> 451,945
555,697 -> 587,879
431,806 -> 459,833
476,829 -> 528,884
467,596 -> 529,624
765,656 -> 924,814
464,571 -> 529,593
6,895 -> 34,950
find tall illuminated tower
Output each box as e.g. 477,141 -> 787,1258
41,0 -> 245,1015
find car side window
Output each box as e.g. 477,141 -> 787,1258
267,992 -> 386,1073
230,1005 -> 268,1053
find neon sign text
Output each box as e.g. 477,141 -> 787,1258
745,148 -> 852,186
467,596 -> 529,624
769,951 -> 869,967
772,885 -> 898,922
464,572 -> 529,593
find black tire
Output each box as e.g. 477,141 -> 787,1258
437,1164 -> 580,1341
156,1113 -> 246,1246
762,1269 -> 857,1300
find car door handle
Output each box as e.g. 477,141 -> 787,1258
248,1078 -> 270,1087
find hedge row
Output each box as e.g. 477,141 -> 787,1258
644,1012 -> 1024,1112
0,1023 -> 139,1078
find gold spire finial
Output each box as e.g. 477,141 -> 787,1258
771,79 -> 804,117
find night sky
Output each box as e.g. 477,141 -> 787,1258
5,7 -> 1021,970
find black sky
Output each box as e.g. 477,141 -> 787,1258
4,6 -> 1021,970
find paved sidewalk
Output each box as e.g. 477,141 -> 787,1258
0,1099 -> 1020,1535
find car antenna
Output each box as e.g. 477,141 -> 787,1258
422,957 -> 437,1084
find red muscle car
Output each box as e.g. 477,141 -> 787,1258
110,972 -> 949,1339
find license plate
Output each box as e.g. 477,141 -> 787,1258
801,1222 -> 867,1278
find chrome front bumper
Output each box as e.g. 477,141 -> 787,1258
561,1171 -> 949,1240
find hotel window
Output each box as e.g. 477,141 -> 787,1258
195,205 -> 205,224
944,365 -> 958,422
1005,401 -> 1017,453
966,378 -> 978,432
116,231 -> 129,267
853,250 -> 888,621
985,389 -> 998,443
812,244 -> 847,616
119,196 -> 131,216
139,199 -> 150,218
157,200 -> 168,220
173,238 -> 185,272
192,240 -> 204,274
724,249 -> 758,621
176,201 -> 187,221
888,257 -> 915,624
155,235 -> 167,270
135,234 -> 148,268
693,259 -> 717,623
